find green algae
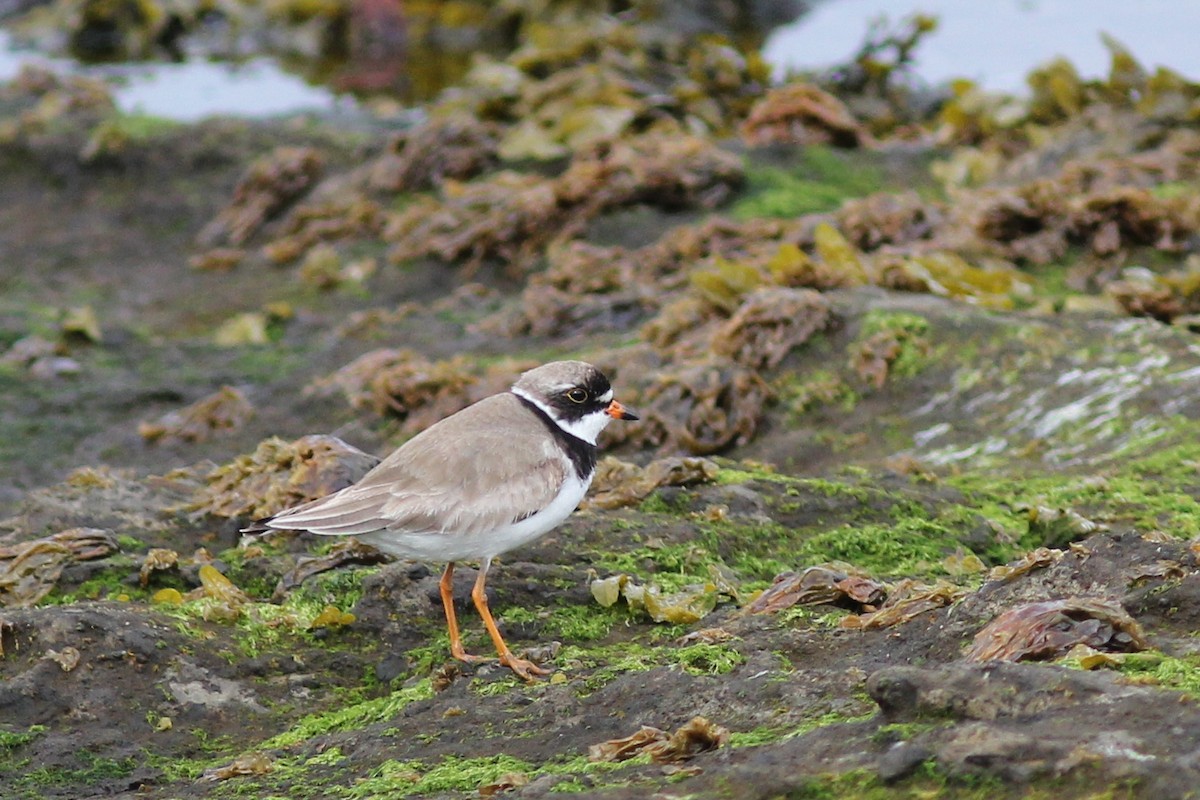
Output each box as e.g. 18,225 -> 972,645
854,310 -> 934,380
1060,652 -> 1200,699
501,602 -> 624,642
590,467 -> 1003,585
732,147 -> 887,219
776,369 -> 860,419
1121,654 -> 1200,697
729,705 -> 878,751
258,679 -> 434,750
555,639 -> 744,695
0,725 -> 46,752
674,642 -> 746,675
790,518 -> 960,577
0,724 -> 47,791
44,558 -> 147,604
947,435 -> 1200,541
330,754 -> 535,799
13,753 -> 138,794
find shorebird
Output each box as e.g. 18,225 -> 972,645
251,360 -> 636,680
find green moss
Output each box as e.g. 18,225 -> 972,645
673,642 -> 744,675
144,750 -> 211,783
1088,653 -> 1200,698
150,561 -> 381,661
333,754 -> 534,799
712,465 -> 785,485
594,539 -> 722,592
947,436 -> 1200,541
776,369 -> 860,418
780,605 -> 852,628
100,112 -> 180,141
545,751 -> 650,777
557,641 -> 664,693
854,311 -> 933,380
259,679 -> 434,749
0,723 -> 47,782
791,518 -> 958,577
116,534 -> 144,550
0,725 -> 46,752
398,636 -> 455,676
554,638 -> 746,695
869,720 -> 947,745
637,490 -> 691,514
728,706 -> 875,749
592,463 -> 1025,583
471,675 -> 525,697
289,564 -> 375,611
732,148 -> 886,219
17,752 -> 137,789
502,602 -> 623,643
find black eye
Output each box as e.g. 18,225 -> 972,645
565,388 -> 588,404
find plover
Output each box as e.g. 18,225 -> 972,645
251,360 -> 637,681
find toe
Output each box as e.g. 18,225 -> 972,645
502,655 -> 552,682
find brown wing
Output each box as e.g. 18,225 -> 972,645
265,394 -> 567,537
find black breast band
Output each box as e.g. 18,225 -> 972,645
513,394 -> 597,481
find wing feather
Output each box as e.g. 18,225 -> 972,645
264,394 -> 568,538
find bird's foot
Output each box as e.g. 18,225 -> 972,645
450,645 -> 493,665
499,654 -> 552,682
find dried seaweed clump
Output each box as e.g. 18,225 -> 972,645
647,217 -> 806,281
850,314 -> 931,389
191,435 -> 380,520
556,133 -> 744,213
713,288 -> 833,369
972,180 -> 1198,265
306,349 -> 483,432
447,16 -> 767,159
675,213 -> 1031,316
196,146 -> 325,248
589,717 -> 730,764
369,114 -> 501,192
139,386 -> 254,445
745,564 -> 886,615
617,361 -> 771,455
837,191 -> 941,250
384,171 -> 557,272
1107,262 -> 1200,323
495,242 -> 659,337
841,579 -> 964,630
966,598 -> 1148,663
583,455 -> 718,510
941,38 -> 1200,152
262,195 -> 386,265
0,65 -> 115,150
1027,37 -> 1200,125
384,133 -> 743,273
0,528 -> 119,607
740,82 -> 871,148
807,14 -> 940,136
491,217 -> 804,338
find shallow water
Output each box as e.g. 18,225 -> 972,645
765,0 -> 1200,92
6,1 -> 1200,121
0,30 -> 340,120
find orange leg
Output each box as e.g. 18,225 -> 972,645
439,562 -> 486,664
471,558 -> 551,682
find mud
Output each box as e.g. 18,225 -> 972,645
6,7 -> 1200,800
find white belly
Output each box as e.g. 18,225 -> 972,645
357,472 -> 590,562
